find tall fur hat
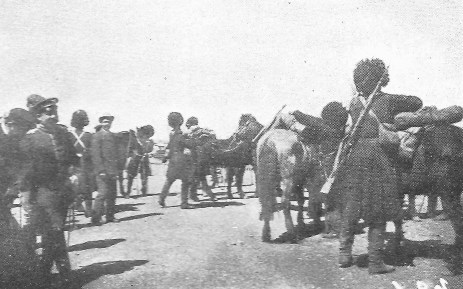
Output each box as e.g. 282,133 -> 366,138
321,101 -> 348,129
71,110 -> 89,128
168,112 -> 184,127
139,125 -> 155,137
353,58 -> 390,95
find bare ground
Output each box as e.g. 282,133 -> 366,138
7,160 -> 463,289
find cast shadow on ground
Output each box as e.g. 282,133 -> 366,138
192,201 -> 245,209
68,259 -> 149,289
115,203 -> 145,213
68,238 -> 126,252
355,237 -> 454,268
272,222 -> 325,244
117,212 -> 163,222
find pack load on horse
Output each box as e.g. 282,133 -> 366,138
255,101 -> 348,243
184,116 -> 217,202
124,125 -> 155,198
192,114 -> 263,200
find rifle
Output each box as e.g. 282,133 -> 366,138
252,105 -> 287,143
320,68 -> 389,194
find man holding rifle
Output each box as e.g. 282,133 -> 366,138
330,58 -> 422,274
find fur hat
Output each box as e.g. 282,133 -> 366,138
5,108 -> 37,130
71,110 -> 89,128
321,101 -> 348,129
353,58 -> 389,95
139,125 -> 155,137
185,117 -> 198,128
168,112 -> 184,127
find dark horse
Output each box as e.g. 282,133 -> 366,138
195,114 -> 263,199
396,124 -> 463,274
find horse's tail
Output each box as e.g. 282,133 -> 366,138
256,132 -> 280,222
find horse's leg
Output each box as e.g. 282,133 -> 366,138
440,187 -> 463,274
281,177 -> 296,243
126,175 -> 134,198
236,166 -> 246,199
140,165 -> 148,196
391,219 -> 404,264
294,184 -> 305,229
200,175 -> 216,201
226,167 -> 234,199
262,218 -> 271,242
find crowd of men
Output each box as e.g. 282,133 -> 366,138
0,94 -> 157,287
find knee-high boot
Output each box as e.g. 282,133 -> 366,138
339,226 -> 355,268
368,224 -> 395,274
159,178 -> 174,207
180,181 -> 194,209
53,230 -> 71,278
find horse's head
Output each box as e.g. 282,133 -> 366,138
235,114 -> 263,142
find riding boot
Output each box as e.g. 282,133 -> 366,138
52,230 -> 71,280
338,227 -> 354,268
189,178 -> 200,202
40,230 -> 55,277
180,181 -> 194,209
126,178 -> 133,198
159,178 -> 173,207
84,200 -> 93,218
368,224 -> 395,274
22,224 -> 37,254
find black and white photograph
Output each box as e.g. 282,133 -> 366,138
0,1 -> 462,288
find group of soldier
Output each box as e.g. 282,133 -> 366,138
1,56 -> 462,287
0,94 -> 155,287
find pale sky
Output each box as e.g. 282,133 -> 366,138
1,0 -> 461,140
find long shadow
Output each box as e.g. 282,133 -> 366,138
192,201 -> 245,209
117,212 -> 163,222
272,222 -> 325,244
68,238 -> 126,252
115,203 -> 145,213
68,259 -> 149,289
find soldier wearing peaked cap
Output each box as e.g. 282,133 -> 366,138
91,112 -> 119,224
18,95 -> 79,286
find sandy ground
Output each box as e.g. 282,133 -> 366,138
7,159 -> 463,289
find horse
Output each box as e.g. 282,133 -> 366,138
194,114 -> 263,199
396,124 -> 463,273
255,105 -> 347,243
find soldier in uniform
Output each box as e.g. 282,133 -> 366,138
91,113 -> 119,225
69,110 -> 94,218
159,112 -> 196,209
0,108 -> 36,227
332,59 -> 423,274
126,125 -> 155,197
18,94 -> 79,285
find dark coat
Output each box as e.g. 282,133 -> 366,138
18,124 -> 79,192
165,129 -> 195,181
334,92 -> 422,223
91,128 -> 118,176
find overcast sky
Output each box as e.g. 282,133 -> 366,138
1,0 -> 461,140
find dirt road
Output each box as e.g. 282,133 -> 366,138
10,160 -> 463,288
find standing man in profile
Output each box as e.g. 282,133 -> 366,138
91,112 -> 119,225
18,94 -> 79,286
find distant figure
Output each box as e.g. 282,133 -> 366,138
91,113 -> 119,225
125,125 -> 155,197
69,110 -> 94,218
159,112 -> 196,209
